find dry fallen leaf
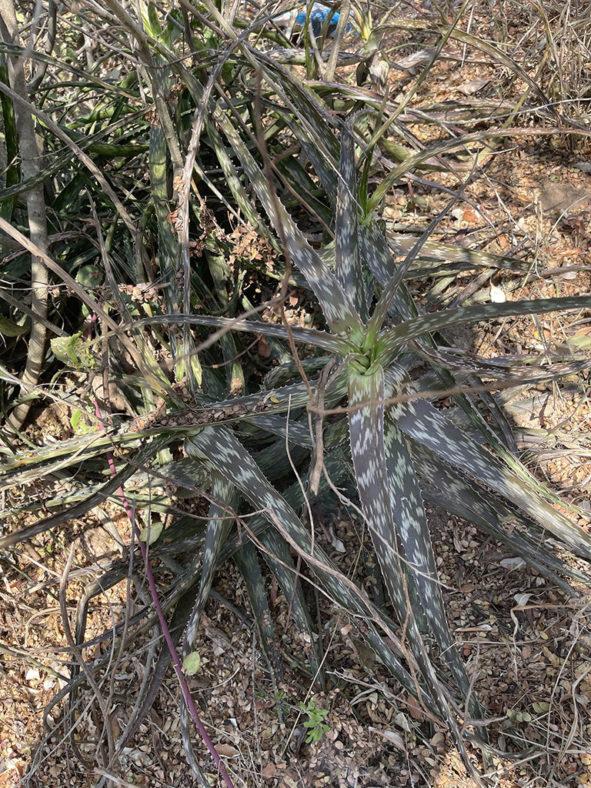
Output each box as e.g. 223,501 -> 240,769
500,557 -> 526,570
458,77 -> 490,95
216,743 -> 240,758
369,726 -> 406,751
261,762 -> 277,780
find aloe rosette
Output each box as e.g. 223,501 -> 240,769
174,111 -> 591,777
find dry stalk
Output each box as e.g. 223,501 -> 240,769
0,0 -> 49,432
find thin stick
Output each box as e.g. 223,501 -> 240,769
59,543 -> 115,768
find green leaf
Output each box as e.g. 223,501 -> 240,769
183,651 -> 201,675
70,409 -> 97,435
50,332 -> 95,369
566,332 -> 591,350
300,699 -> 330,743
139,521 -> 163,544
75,265 -> 103,288
145,3 -> 162,36
0,315 -> 28,337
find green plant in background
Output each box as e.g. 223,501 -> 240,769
0,0 -> 590,784
50,333 -> 96,369
299,698 -> 331,744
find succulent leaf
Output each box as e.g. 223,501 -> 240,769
335,123 -> 367,320
387,383 -> 591,558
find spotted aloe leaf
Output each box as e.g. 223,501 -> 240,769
250,413 -> 313,449
298,130 -> 530,284
258,528 -> 323,681
414,344 -> 591,383
0,437 -> 170,548
258,56 -> 341,166
382,421 -> 478,709
218,114 -> 362,335
379,295 -> 591,361
412,359 -> 588,512
334,122 -> 367,320
181,475 -> 238,657
234,539 -> 283,677
150,123 -> 202,386
185,427 -> 365,610
205,121 -> 265,229
368,192 -> 463,341
192,366 -> 348,435
352,217 -> 529,453
373,283 -> 590,462
347,371 -> 468,664
180,474 -> 239,777
139,312 -> 348,354
347,367 -> 407,616
386,377 -> 591,559
347,368 -> 479,758
298,134 -> 412,321
296,120 -> 524,333
185,427 -> 438,706
358,220 -> 415,321
412,442 -> 588,593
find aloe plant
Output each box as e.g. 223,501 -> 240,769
1,2 -> 590,784
175,117 -> 591,778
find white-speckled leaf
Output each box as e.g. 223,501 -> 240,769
347,368 -> 472,740
138,312 -> 347,354
259,528 -> 322,677
348,369 -> 405,604
411,442 -> 582,593
185,427 -> 426,701
335,125 -> 367,320
383,421 -> 475,703
180,474 -> 238,776
219,117 -> 362,335
234,539 -> 282,676
380,295 -> 591,361
387,383 -> 591,558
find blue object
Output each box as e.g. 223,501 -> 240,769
295,6 -> 351,36
274,4 -> 354,37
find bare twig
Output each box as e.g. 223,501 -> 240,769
59,543 -> 115,769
